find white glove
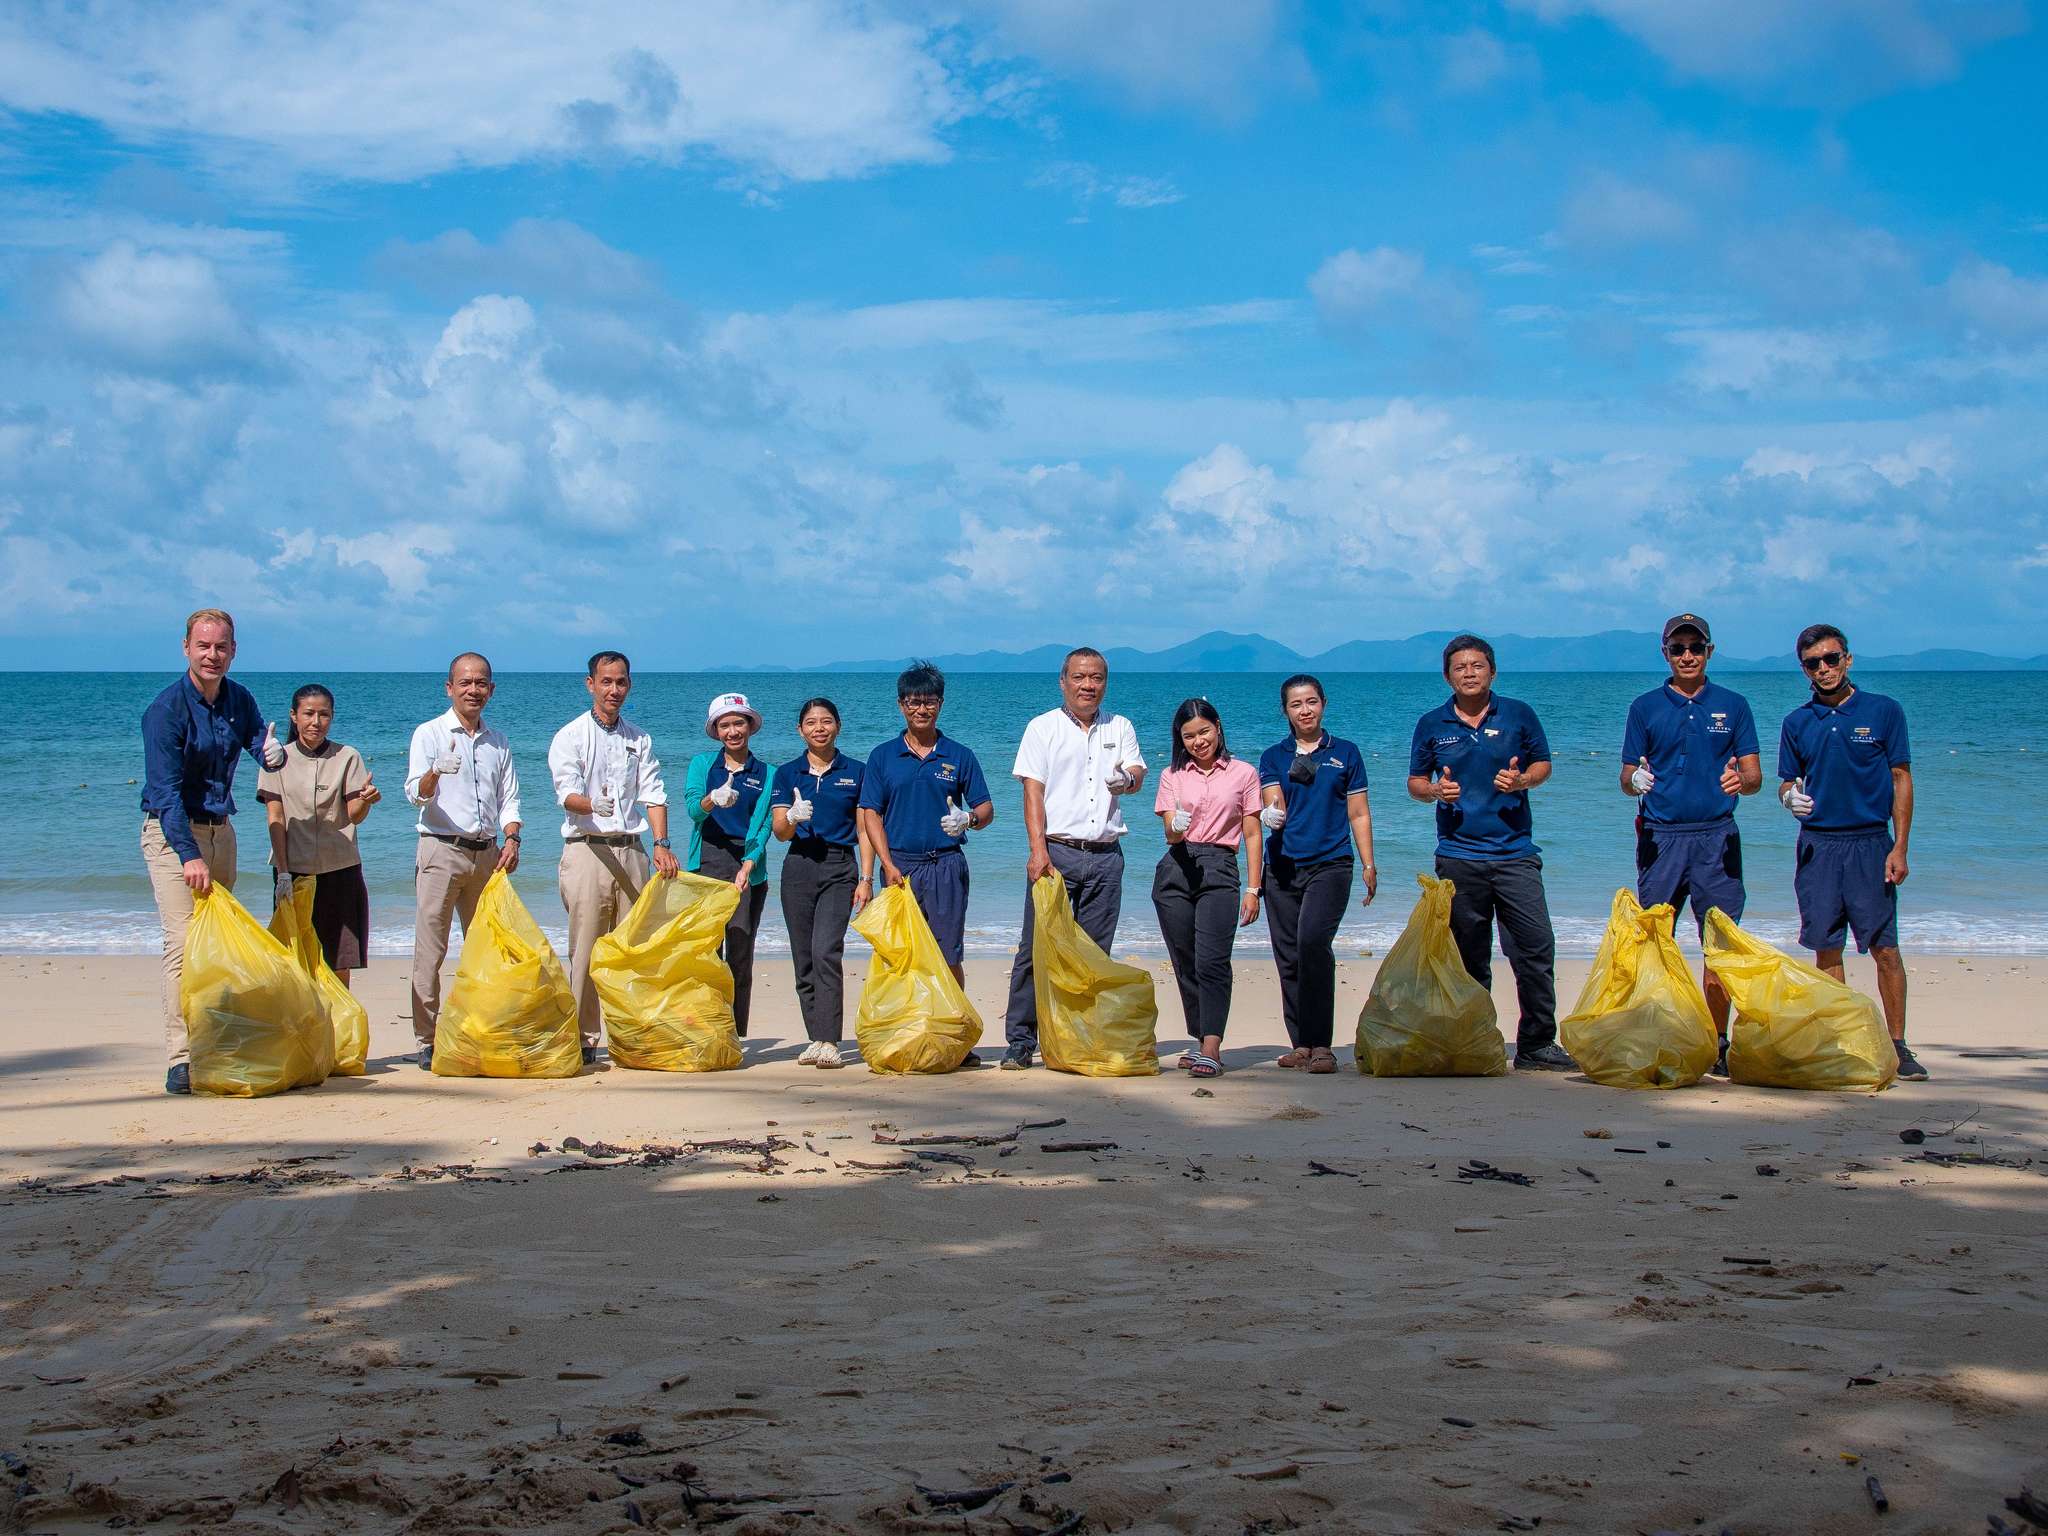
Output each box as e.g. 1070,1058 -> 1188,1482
1170,808 -> 1192,834
432,746 -> 462,776
1105,762 -> 1136,793
939,805 -> 973,838
786,785 -> 814,825
590,788 -> 616,818
1259,802 -> 1287,831
1630,757 -> 1655,796
1780,777 -> 1814,818
708,772 -> 739,809
274,871 -> 294,904
261,721 -> 287,771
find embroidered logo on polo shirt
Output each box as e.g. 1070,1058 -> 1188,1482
1483,728 -> 1500,737
1852,726 -> 1873,742
935,762 -> 957,782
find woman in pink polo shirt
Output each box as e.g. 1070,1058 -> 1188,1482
1151,698 -> 1265,1077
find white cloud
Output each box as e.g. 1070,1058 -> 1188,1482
51,240 -> 269,378
378,219 -> 661,304
1307,247 -> 1479,358
1946,257 -> 2048,342
1560,171 -> 1695,248
1669,325 -> 1886,396
1030,161 -> 1185,214
0,0 -> 971,184
1439,29 -> 1517,95
1472,243 -> 1549,277
1740,437 -> 1953,500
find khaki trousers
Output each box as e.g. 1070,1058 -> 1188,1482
411,837 -> 497,1048
141,816 -> 238,1065
560,840 -> 649,1047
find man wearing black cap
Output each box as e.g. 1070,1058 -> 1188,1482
1619,614 -> 1762,1073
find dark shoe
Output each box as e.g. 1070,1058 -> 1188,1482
1515,1043 -> 1577,1072
165,1063 -> 191,1095
581,1046 -> 599,1067
417,1047 -> 435,1071
1893,1041 -> 1929,1081
1000,1044 -> 1034,1071
1709,1039 -> 1730,1078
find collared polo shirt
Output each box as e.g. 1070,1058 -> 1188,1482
1011,707 -> 1146,842
1620,679 -> 1760,825
1155,756 -> 1261,848
547,711 -> 667,840
1256,733 -> 1369,866
704,752 -> 769,841
858,732 -> 992,858
140,674 -> 272,863
1407,694 -> 1551,860
1777,688 -> 1910,832
772,751 -> 864,851
405,709 -> 522,838
256,738 -> 370,873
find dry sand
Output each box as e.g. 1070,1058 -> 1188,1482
2,949 -> 2045,1535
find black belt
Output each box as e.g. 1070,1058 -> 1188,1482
423,832 -> 495,852
1047,834 -> 1121,854
567,833 -> 640,847
149,811 -> 225,826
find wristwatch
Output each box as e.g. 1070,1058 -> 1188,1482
504,831 -> 522,842
653,838 -> 672,849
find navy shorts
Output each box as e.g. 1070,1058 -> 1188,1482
1794,828 -> 1898,953
903,849 -> 970,967
1635,819 -> 1744,934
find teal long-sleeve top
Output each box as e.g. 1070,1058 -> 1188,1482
684,749 -> 774,885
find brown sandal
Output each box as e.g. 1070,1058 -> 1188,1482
1307,1048 -> 1338,1074
1276,1047 -> 1312,1069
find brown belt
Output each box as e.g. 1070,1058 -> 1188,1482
566,834 -> 640,847
1047,834 -> 1121,855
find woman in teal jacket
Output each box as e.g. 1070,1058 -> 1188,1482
686,691 -> 776,1036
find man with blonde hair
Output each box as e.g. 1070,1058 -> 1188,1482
140,608 -> 287,1094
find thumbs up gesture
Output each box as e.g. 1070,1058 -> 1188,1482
1630,756 -> 1655,795
358,770 -> 382,810
1493,755 -> 1524,793
938,794 -> 972,838
1434,765 -> 1462,804
1717,755 -> 1742,796
786,781 -> 814,825
1780,775 -> 1814,818
708,770 -> 740,809
261,720 -> 287,771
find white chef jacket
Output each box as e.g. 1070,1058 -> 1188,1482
405,709 -> 522,839
548,711 -> 667,839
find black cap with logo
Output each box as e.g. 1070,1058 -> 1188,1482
1661,613 -> 1712,645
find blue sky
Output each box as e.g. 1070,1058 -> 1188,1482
2,0 -> 2045,669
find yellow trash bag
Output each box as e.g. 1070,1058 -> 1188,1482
182,885 -> 332,1097
589,873 -> 743,1072
1560,889 -> 1717,1089
1356,873 -> 1508,1076
1703,909 -> 1896,1092
432,871 -> 581,1078
1030,873 -> 1159,1077
850,883 -> 982,1073
268,878 -> 368,1076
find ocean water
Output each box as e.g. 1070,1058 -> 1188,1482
4,670 -> 2043,958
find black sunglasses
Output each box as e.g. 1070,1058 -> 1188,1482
1801,651 -> 1846,672
1665,641 -> 1708,657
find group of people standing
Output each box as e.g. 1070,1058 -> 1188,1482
139,609 -> 1925,1095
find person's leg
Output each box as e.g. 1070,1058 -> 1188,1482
1436,856 -> 1498,992
906,855 -> 970,986
808,859 -> 856,1045
780,854 -> 823,1039
1295,861 -> 1350,1055
1190,849 -> 1241,1047
1795,830 -> 1850,979
410,838 -> 460,1051
558,843 -> 607,1049
1152,853 -> 1204,1047
1002,860 -> 1043,1051
1491,856 -> 1560,1055
1692,826 -> 1745,1039
141,817 -> 197,1065
596,846 -> 647,1047
726,881 -> 766,1036
1263,859 -> 1306,1052
1872,946 -> 1908,1038
1068,845 -> 1124,952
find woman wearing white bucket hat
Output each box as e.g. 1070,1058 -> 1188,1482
685,691 -> 774,1036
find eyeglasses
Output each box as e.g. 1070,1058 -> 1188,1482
1801,651 -> 1846,672
899,697 -> 941,710
1665,642 -> 1707,657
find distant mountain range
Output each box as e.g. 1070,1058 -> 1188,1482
736,629 -> 2048,674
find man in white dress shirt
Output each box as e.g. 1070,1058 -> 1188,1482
549,650 -> 679,1063
405,652 -> 522,1068
1001,646 -> 1146,1069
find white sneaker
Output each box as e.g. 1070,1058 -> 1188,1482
797,1041 -> 825,1066
815,1042 -> 844,1069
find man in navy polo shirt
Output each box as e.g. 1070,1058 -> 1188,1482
857,660 -> 995,985
1620,613 -> 1762,1074
1777,623 -> 1924,1080
1406,634 -> 1574,1070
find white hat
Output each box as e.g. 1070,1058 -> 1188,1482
705,691 -> 763,738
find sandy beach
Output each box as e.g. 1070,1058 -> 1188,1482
2,950 -> 2044,1534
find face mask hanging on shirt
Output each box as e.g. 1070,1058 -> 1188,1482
1288,753 -> 1320,786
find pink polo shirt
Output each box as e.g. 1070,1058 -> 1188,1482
1154,757 -> 1262,848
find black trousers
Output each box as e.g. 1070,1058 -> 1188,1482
1435,854 -> 1558,1053
699,837 -> 768,1036
1152,843 -> 1241,1042
1264,856 -> 1351,1049
780,843 -> 857,1043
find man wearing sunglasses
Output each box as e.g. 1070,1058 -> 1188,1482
1620,614 -> 1762,1074
1776,624 -> 1924,1080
